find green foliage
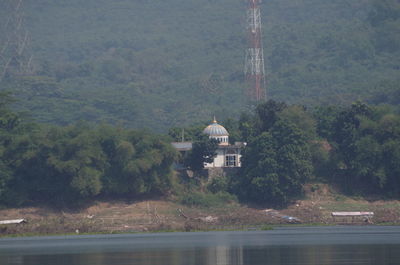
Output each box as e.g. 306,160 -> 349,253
279,105 -> 317,141
207,176 -> 229,194
184,137 -> 218,171
326,102 -> 400,196
369,80 -> 400,107
313,105 -> 341,139
309,140 -> 331,180
0,0 -> 399,131
233,100 -> 400,202
168,123 -> 208,142
0,94 -> 178,206
3,80 -> 400,208
260,225 -> 273,231
368,0 -> 400,52
254,101 -> 287,136
179,191 -> 237,208
233,101 -> 313,206
101,129 -> 178,196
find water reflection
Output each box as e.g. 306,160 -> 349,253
206,245 -> 243,265
2,244 -> 400,265
2,227 -> 400,265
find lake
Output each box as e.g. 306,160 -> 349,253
1,226 -> 400,265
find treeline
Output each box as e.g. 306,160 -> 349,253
0,93 -> 177,206
1,91 -> 400,208
171,100 -> 400,206
317,102 -> 400,196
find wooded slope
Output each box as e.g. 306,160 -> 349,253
0,0 -> 398,131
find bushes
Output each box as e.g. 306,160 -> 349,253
0,100 -> 178,207
207,176 -> 229,194
179,191 -> 237,208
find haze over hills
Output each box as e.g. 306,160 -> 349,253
1,0 -> 399,131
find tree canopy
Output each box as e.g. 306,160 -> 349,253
0,93 -> 178,206
231,101 -> 313,206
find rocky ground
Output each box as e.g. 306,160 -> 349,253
1,184 -> 400,236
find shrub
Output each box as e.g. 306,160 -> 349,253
260,225 -> 273,231
179,191 -> 237,208
207,176 -> 229,193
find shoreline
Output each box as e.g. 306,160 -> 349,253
3,223 -> 400,240
2,221 -> 400,239
2,184 -> 400,238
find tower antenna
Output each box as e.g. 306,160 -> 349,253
244,0 -> 266,102
0,0 -> 33,81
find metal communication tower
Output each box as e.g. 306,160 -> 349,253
244,0 -> 266,102
0,0 -> 33,81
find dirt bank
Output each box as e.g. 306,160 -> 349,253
1,184 -> 400,236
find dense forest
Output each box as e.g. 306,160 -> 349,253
0,0 -> 399,131
171,100 -> 400,206
1,91 -> 400,207
0,92 -> 178,206
0,0 -> 400,207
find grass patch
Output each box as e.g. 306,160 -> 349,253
321,202 -> 373,211
179,191 -> 237,208
260,225 -> 273,231
334,194 -> 346,201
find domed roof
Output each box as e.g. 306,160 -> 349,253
203,117 -> 229,136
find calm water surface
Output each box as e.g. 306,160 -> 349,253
1,226 -> 400,265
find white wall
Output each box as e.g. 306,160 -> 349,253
204,148 -> 242,168
204,149 -> 225,168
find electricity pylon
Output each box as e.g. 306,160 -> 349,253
0,0 -> 33,81
244,0 -> 266,102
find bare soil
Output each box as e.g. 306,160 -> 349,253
1,184 -> 400,236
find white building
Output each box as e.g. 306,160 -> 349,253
202,118 -> 244,168
172,118 -> 244,168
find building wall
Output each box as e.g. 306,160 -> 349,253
204,147 -> 242,168
237,149 -> 242,167
204,149 -> 225,168
209,135 -> 229,146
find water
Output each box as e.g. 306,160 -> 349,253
1,226 -> 400,265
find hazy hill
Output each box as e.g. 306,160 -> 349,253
1,0 -> 399,131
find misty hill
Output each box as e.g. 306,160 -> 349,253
1,0 -> 399,131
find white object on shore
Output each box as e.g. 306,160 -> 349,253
331,212 -> 374,217
0,219 -> 27,225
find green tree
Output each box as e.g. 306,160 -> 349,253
325,102 -> 400,196
6,123 -> 106,205
235,120 -> 312,206
0,92 -> 29,204
168,124 -> 207,142
101,127 -> 178,197
279,105 -> 316,140
254,100 -> 287,135
184,137 -> 218,171
383,140 -> 400,196
313,105 -> 341,139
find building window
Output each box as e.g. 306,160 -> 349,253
225,155 -> 236,167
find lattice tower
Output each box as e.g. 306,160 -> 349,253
244,0 -> 266,102
0,0 -> 33,81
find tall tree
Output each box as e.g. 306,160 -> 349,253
184,137 -> 218,171
233,101 -> 313,206
236,120 -> 312,205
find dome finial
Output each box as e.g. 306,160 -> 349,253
213,116 -> 217,123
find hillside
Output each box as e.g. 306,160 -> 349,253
0,0 -> 399,131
